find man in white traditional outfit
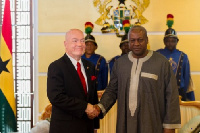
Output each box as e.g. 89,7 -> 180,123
95,25 -> 181,133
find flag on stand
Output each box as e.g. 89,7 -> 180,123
0,0 -> 17,132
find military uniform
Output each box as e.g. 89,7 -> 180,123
157,22 -> 195,101
109,55 -> 121,74
82,54 -> 108,91
82,33 -> 108,91
109,34 -> 130,74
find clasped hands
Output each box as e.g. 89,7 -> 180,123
85,103 -> 101,119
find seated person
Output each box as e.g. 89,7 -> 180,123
30,120 -> 50,133
30,104 -> 52,133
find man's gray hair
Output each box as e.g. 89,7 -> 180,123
128,25 -> 148,40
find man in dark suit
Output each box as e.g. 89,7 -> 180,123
47,29 -> 99,133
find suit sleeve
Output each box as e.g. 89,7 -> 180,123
47,62 -> 88,119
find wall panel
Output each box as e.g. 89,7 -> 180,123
192,75 -> 200,101
38,36 -> 65,72
38,0 -> 200,32
38,76 -> 49,113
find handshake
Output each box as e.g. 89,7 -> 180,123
85,103 -> 101,119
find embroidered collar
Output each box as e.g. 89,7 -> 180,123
128,50 -> 153,62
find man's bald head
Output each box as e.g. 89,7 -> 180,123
64,29 -> 85,61
65,29 -> 84,41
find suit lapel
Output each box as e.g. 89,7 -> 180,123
63,54 -> 87,97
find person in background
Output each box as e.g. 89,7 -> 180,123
156,14 -> 195,101
95,25 -> 181,133
108,33 -> 130,74
30,120 -> 50,133
82,22 -> 108,91
109,20 -> 131,74
47,29 -> 99,133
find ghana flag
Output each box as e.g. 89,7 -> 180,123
0,0 -> 17,132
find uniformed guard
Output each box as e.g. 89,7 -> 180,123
156,14 -> 195,101
109,33 -> 130,74
82,22 -> 108,91
109,20 -> 131,74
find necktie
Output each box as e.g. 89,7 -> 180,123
77,62 -> 87,95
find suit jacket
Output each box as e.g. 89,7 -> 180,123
47,54 -> 99,133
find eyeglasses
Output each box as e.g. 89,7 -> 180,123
72,38 -> 85,44
129,38 -> 145,44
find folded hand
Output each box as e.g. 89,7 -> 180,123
85,103 -> 101,119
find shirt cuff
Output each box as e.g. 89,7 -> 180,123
97,103 -> 106,116
163,123 -> 181,129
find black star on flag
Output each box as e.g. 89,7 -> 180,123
0,56 -> 10,74
118,0 -> 126,5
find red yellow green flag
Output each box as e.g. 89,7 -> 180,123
0,0 -> 17,132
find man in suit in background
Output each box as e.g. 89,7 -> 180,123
47,29 -> 99,133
